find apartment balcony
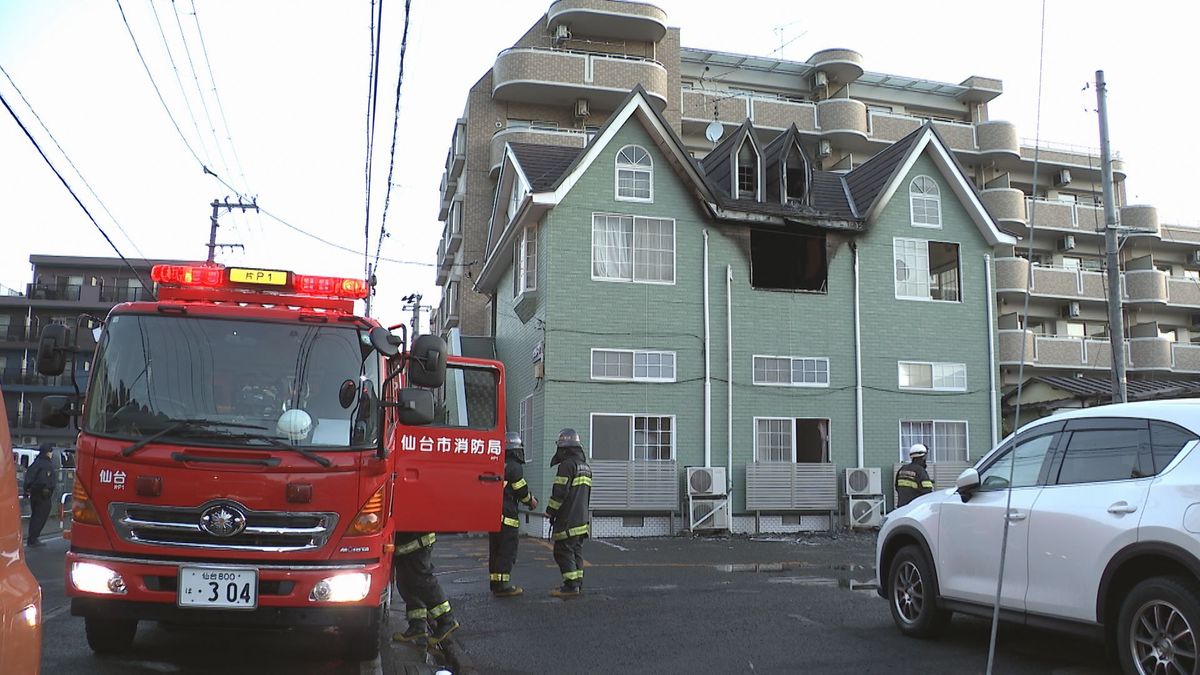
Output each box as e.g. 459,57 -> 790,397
435,240 -> 452,286
1121,204 -> 1160,237
98,286 -> 154,303
816,98 -> 867,143
26,283 -> 82,301
492,47 -> 668,112
447,117 -> 466,180
680,89 -> 817,137
440,289 -> 460,330
442,210 -> 462,258
1019,140 -> 1127,181
1000,198 -> 1106,237
993,258 -> 1107,303
1169,278 -> 1200,308
999,331 -> 1131,371
489,126 -> 590,176
979,188 -> 1026,228
1124,269 -> 1169,305
976,121 -> 1020,158
1173,343 -> 1200,373
438,171 -> 451,222
547,0 -> 668,42
807,48 -> 864,85
866,112 -> 921,143
1128,337 -> 1173,372
0,325 -> 37,345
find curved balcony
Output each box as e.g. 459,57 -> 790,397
489,127 -> 590,176
1129,338 -> 1172,372
807,48 -> 864,85
493,48 -> 668,113
1120,204 -> 1160,237
980,189 -> 1026,228
547,0 -> 668,42
998,329 -> 1036,365
816,98 -> 867,143
993,257 -> 1029,297
1124,269 -> 1168,305
976,120 -> 1020,158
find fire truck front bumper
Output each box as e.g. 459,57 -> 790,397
66,550 -> 390,628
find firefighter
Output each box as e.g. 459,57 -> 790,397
895,443 -> 934,507
545,428 -> 592,598
489,431 -> 538,597
391,532 -> 458,646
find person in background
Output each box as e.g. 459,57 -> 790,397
23,443 -> 56,547
895,443 -> 934,508
489,431 -> 537,597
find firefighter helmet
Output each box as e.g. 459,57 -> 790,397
556,428 -> 582,449
908,443 -> 928,460
505,431 -> 526,464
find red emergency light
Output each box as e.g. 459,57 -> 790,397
293,274 -> 369,299
150,264 -> 369,300
151,264 -> 225,287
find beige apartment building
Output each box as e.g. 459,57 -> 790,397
430,0 -> 1200,422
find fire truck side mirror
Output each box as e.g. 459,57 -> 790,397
36,324 -> 71,376
40,396 -> 74,428
407,335 -> 447,389
369,326 -> 402,357
394,389 -> 435,426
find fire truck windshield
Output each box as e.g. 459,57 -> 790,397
84,314 -> 381,451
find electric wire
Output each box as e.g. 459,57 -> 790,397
145,0 -> 213,167
257,206 -> 444,267
370,0 -> 413,281
986,1 -> 1047,672
0,89 -> 154,297
169,0 -> 233,187
363,0 -> 385,277
0,63 -> 150,262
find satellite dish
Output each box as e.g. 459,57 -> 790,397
705,120 -> 723,143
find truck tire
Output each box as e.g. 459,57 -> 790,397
345,596 -> 389,661
85,616 -> 137,654
1117,576 -> 1200,675
887,544 -> 950,638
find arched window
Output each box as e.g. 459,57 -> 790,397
909,176 -> 941,227
616,145 -> 653,201
736,138 -> 759,200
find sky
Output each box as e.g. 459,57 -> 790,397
1,1 -> 1196,330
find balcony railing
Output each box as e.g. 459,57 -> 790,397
489,126 -> 591,175
590,460 -> 678,511
0,372 -> 81,387
999,330 -> 1132,371
493,47 -> 668,111
98,286 -> 154,303
1,326 -> 37,342
26,284 -> 82,301
745,462 -> 838,512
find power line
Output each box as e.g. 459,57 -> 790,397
145,0 -> 213,167
168,0 -> 233,187
1,89 -> 154,297
371,0 -> 413,277
257,206 -> 443,268
0,63 -> 150,262
363,0 -> 385,277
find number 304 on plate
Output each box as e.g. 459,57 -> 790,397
178,567 -> 258,609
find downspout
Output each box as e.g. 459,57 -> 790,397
985,253 -> 999,446
853,243 -> 865,469
726,265 -> 734,503
703,230 -> 712,469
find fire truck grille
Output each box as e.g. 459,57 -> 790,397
110,502 -> 340,553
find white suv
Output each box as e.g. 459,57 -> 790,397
876,400 -> 1200,675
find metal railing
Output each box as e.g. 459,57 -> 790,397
26,283 -> 83,301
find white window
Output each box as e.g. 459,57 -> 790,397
591,214 -> 675,284
520,394 -> 535,462
735,138 -> 759,200
909,176 -> 941,227
752,356 -> 829,387
506,178 -> 526,224
900,420 -> 968,463
894,238 -> 961,302
512,224 -> 537,296
615,145 -> 652,202
898,362 -> 967,391
591,413 -> 674,461
591,349 -> 676,382
754,418 -> 831,463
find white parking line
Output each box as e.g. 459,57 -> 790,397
594,540 -> 629,552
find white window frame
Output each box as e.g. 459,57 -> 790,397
590,348 -> 676,383
754,417 -> 795,462
909,175 -> 942,228
588,412 -> 676,461
733,137 -> 761,201
898,419 -> 970,463
512,224 -> 537,296
506,178 -> 526,224
751,355 -> 830,387
591,213 -> 676,285
897,361 -> 967,392
615,145 -> 653,203
520,394 -> 535,462
893,237 -> 961,303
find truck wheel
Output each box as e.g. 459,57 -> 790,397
1117,576 -> 1200,675
887,545 -> 950,638
85,616 -> 137,654
345,597 -> 389,661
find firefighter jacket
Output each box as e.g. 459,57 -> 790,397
545,447 -> 591,540
895,461 -> 934,507
394,531 -> 437,555
502,458 -> 535,527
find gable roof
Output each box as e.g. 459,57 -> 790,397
844,128 -> 923,215
507,143 -> 584,191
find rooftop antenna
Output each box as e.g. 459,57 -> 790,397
772,19 -> 807,59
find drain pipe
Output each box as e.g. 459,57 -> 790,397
853,243 -> 865,469
985,254 -> 999,446
703,230 -> 711,469
726,265 -> 734,503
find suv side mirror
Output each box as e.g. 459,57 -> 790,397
407,335 -> 447,389
955,468 -> 981,502
37,324 -> 71,376
40,396 -> 73,428
394,388 -> 435,426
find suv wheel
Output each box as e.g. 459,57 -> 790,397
887,545 -> 950,638
1118,576 -> 1200,675
85,616 -> 137,654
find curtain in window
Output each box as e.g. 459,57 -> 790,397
592,215 -> 633,280
634,218 -> 674,283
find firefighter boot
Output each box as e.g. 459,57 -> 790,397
429,615 -> 460,646
491,582 -> 524,598
549,581 -> 582,599
392,619 -> 430,644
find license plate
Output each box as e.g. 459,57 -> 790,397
178,567 -> 258,609
229,268 -> 288,286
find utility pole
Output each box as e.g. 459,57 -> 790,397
401,293 -> 424,335
207,197 -> 258,263
1096,70 -> 1128,404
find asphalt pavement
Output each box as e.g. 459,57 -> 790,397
27,529 -> 1120,674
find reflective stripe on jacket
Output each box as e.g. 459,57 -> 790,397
545,447 -> 591,537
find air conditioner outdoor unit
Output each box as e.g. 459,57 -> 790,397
687,466 -> 728,497
848,497 -> 885,529
1062,301 -> 1082,318
690,499 -> 730,531
574,98 -> 590,119
554,24 -> 571,41
844,467 -> 882,496
1057,235 -> 1076,251
1053,169 -> 1072,187
813,70 -> 829,89
817,140 -> 832,158
1189,250 -> 1200,267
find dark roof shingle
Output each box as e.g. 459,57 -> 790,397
507,143 -> 585,191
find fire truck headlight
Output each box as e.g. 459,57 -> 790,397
310,573 -> 371,603
71,562 -> 127,595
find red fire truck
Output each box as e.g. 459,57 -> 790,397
36,263 -> 505,660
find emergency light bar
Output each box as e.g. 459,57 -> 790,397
150,264 -> 369,300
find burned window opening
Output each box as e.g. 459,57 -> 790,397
750,229 -> 827,292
